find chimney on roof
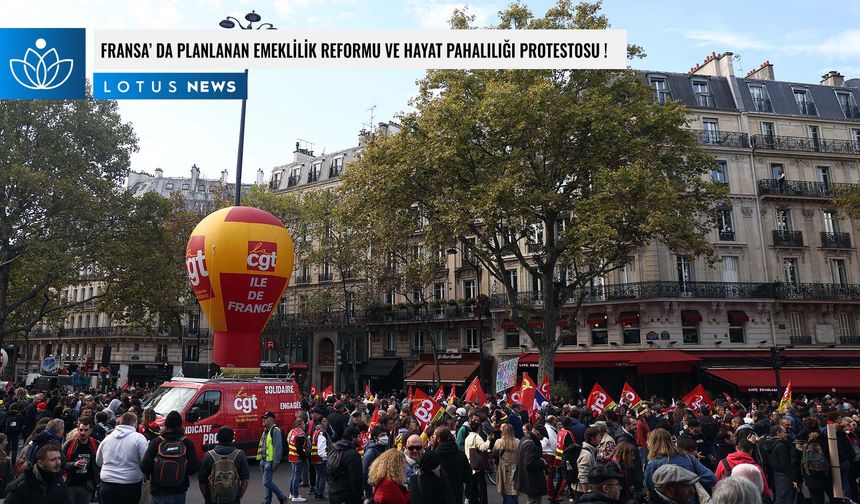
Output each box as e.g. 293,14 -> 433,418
190,163 -> 200,181
293,141 -> 315,162
220,169 -> 228,183
256,168 -> 264,185
154,168 -> 163,178
746,61 -> 774,81
820,70 -> 844,87
690,51 -> 735,77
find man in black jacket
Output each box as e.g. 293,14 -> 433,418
326,403 -> 348,443
140,410 -> 201,504
326,427 -> 362,504
515,425 -> 548,504
760,425 -> 799,504
62,417 -> 99,504
432,427 -> 470,504
6,445 -> 70,504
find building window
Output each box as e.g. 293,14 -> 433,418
808,126 -> 821,151
838,313 -> 855,339
463,280 -> 476,300
650,77 -> 671,104
504,328 -> 520,349
619,262 -> 634,285
722,256 -> 739,283
184,344 -> 199,362
165,183 -> 174,190
588,313 -> 608,345
793,88 -> 816,115
823,211 -> 839,233
816,166 -> 830,186
789,312 -> 806,342
702,119 -> 719,144
309,162 -> 321,183
728,315 -> 745,343
384,291 -> 395,305
749,85 -> 771,112
832,259 -> 848,285
386,332 -> 396,352
433,282 -> 445,300
783,258 -> 799,285
413,331 -> 425,352
692,80 -> 713,107
410,244 -> 423,260
677,256 -> 694,296
682,310 -> 701,344
776,208 -> 792,231
133,343 -> 140,352
711,160 -> 728,184
620,312 -> 640,345
181,183 -> 190,190
156,344 -> 168,360
560,327 -> 577,346
330,157 -> 344,176
719,207 -> 734,241
854,129 -> 860,153
761,122 -> 775,146
465,328 -> 478,352
196,183 -> 205,191
505,269 -> 518,293
346,292 -> 355,319
836,91 -> 858,118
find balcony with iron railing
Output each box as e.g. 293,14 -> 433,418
751,134 -> 857,154
776,282 -> 860,300
718,230 -> 735,241
693,129 -> 750,148
296,274 -> 311,285
796,102 -> 817,115
772,230 -> 804,247
751,98 -> 773,112
694,94 -> 714,108
790,335 -> 814,345
287,175 -> 299,187
840,335 -> 860,345
318,272 -> 332,282
758,179 -> 851,198
329,166 -> 342,178
307,171 -> 320,183
843,105 -> 860,119
821,232 -> 852,249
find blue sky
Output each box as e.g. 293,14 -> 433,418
7,0 -> 860,183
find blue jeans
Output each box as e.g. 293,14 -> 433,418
261,460 -> 286,504
291,460 -> 308,498
151,494 -> 187,504
314,462 -> 327,497
502,496 -> 518,504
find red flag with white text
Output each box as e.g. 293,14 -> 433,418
682,384 -> 715,412
411,388 -> 445,430
322,385 -> 333,400
310,383 -> 318,397
433,386 -> 445,403
620,382 -> 642,410
464,377 -> 487,406
407,385 -> 414,402
586,383 -> 617,416
540,375 -> 551,401
369,407 -> 380,429
506,385 -> 521,406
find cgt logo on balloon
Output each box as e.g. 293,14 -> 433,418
247,241 -> 277,272
186,235 -> 212,300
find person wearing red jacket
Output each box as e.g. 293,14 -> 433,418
714,438 -> 772,499
368,449 -> 410,504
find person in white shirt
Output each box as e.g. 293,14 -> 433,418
96,411 -> 149,504
464,421 -> 492,504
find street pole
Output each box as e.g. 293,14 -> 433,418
234,68 -> 248,206
476,263 -> 483,392
771,346 -> 782,392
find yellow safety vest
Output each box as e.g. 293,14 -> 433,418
258,426 -> 278,461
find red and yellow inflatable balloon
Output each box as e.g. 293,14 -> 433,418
186,207 -> 294,375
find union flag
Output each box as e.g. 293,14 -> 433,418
586,383 -> 617,415
520,373 -> 537,415
369,407 -> 380,429
778,381 -> 792,413
364,384 -> 374,401
540,375 -> 551,401
310,383 -> 318,398
433,386 -> 445,403
322,385 -> 333,400
411,388 -> 445,430
447,384 -> 458,404
464,377 -> 487,406
620,382 -> 642,410
682,384 -> 715,412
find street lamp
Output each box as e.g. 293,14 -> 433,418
447,244 -> 485,390
218,10 -> 276,206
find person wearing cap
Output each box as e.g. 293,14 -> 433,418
515,424 -> 548,504
258,411 -> 287,504
141,410 -> 201,504
198,427 -> 250,504
650,464 -> 700,504
574,462 -> 624,504
408,450 -> 455,504
327,427 -> 363,504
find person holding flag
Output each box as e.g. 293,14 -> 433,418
364,384 -> 375,402
447,385 -> 458,406
778,380 -> 792,413
309,383 -> 318,399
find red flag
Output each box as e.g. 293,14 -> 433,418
540,375 -> 551,401
4,380 -> 13,393
322,385 -> 333,400
723,392 -> 739,416
310,383 -> 318,397
464,377 -> 487,406
433,386 -> 445,403
364,384 -> 374,401
520,373 -> 537,416
447,385 -> 458,404
411,388 -> 445,430
505,385 -> 521,406
121,381 -> 129,391
407,385 -> 414,401
620,382 -> 642,410
586,383 -> 617,416
682,384 -> 715,412
369,408 -> 380,429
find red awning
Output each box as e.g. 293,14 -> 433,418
618,312 -> 639,325
682,310 -> 703,323
528,319 -> 544,327
727,310 -> 749,323
501,319 -> 517,330
556,319 -> 569,327
405,361 -> 479,384
518,350 -> 699,373
706,368 -> 860,393
587,314 -> 607,325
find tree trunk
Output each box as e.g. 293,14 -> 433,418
537,345 -> 555,388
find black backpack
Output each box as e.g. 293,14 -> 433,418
152,436 -> 189,487
326,449 -> 346,481
562,442 -> 583,482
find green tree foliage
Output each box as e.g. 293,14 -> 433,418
343,1 -> 725,383
835,186 -> 860,220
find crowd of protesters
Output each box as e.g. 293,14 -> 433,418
0,384 -> 855,504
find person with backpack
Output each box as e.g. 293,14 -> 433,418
759,424 -> 799,504
62,417 -> 99,504
96,411 -> 150,504
799,431 -> 830,504
326,426 -> 363,504
140,410 -> 201,504
258,411 -> 287,504
198,427 -> 249,504
26,419 -> 65,469
714,438 -> 771,499
287,416 -> 309,503
6,403 -> 23,462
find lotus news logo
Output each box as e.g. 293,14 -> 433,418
10,38 -> 74,90
0,28 -> 85,100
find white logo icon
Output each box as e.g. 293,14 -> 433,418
10,38 -> 74,90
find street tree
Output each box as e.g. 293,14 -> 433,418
343,1 -> 726,384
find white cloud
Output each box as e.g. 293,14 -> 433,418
405,0 -> 499,29
272,0 -> 356,20
786,30 -> 860,57
681,30 -> 769,50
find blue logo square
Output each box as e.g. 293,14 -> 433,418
0,28 -> 85,99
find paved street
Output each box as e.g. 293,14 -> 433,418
186,463 -> 508,504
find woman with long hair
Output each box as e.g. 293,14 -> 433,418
644,428 -> 716,503
612,441 -> 644,503
0,433 -> 13,498
491,424 -> 519,504
139,408 -> 159,441
368,448 -> 410,504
